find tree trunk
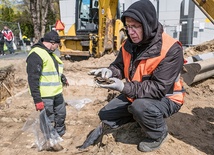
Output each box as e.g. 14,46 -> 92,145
30,0 -> 51,43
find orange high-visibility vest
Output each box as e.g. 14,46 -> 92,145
122,32 -> 184,104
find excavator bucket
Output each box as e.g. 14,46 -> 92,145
181,53 -> 214,85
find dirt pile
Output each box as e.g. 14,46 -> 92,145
184,39 -> 214,57
0,42 -> 214,154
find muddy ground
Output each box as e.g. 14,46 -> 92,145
0,40 -> 214,155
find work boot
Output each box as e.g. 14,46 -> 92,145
138,132 -> 168,152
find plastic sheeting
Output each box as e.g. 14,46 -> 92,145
66,98 -> 92,110
22,109 -> 63,151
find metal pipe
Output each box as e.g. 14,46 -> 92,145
181,57 -> 214,85
193,70 -> 214,84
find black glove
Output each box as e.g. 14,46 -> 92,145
61,74 -> 69,87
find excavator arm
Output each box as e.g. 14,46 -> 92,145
192,0 -> 214,24
89,0 -> 125,57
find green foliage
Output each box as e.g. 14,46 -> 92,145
15,10 -> 34,38
46,6 -> 57,32
1,7 -> 14,21
0,2 -> 59,39
0,6 -> 19,37
0,5 -> 32,39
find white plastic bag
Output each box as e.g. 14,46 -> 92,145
13,42 -> 17,50
22,109 -> 63,151
66,98 -> 92,110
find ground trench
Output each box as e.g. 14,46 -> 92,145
0,65 -> 14,105
0,64 -> 27,109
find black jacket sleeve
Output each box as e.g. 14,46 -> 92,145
108,50 -> 125,80
26,52 -> 43,103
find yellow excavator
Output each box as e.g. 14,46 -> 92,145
57,0 -> 126,58
192,0 -> 214,24
181,0 -> 214,85
193,0 -> 214,24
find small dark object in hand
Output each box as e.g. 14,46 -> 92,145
94,76 -> 114,84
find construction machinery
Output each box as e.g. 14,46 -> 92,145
182,52 -> 214,85
57,0 -> 125,58
181,0 -> 214,85
192,0 -> 214,24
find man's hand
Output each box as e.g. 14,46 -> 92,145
97,77 -> 124,92
88,68 -> 112,78
61,74 -> 69,87
63,80 -> 69,87
35,102 -> 44,111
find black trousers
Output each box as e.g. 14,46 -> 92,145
5,41 -> 14,54
42,93 -> 66,137
0,43 -> 4,55
98,94 -> 181,140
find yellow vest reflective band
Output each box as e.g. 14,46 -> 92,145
122,32 -> 185,104
28,47 -> 63,97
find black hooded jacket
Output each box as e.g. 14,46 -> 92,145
26,39 -> 65,103
108,0 -> 184,100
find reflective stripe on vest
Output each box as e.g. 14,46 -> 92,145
122,32 -> 184,104
28,47 -> 63,97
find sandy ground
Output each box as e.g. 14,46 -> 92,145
0,40 -> 214,155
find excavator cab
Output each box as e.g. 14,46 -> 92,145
76,0 -> 99,33
58,0 -> 126,58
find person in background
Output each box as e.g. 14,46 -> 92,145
26,30 -> 69,149
2,26 -> 15,54
0,31 -> 4,55
89,0 -> 185,152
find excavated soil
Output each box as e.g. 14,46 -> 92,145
0,40 -> 214,155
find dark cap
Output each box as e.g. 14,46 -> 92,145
43,30 -> 60,43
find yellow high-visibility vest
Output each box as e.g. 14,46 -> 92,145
28,47 -> 63,97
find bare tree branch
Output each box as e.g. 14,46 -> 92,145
29,0 -> 52,42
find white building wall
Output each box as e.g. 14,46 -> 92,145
59,0 -> 214,44
191,7 -> 214,45
157,0 -> 214,45
59,0 -> 76,33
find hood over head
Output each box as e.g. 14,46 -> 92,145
121,0 -> 158,44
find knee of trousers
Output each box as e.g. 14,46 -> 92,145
98,107 -> 106,120
98,106 -> 115,121
129,100 -> 162,123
